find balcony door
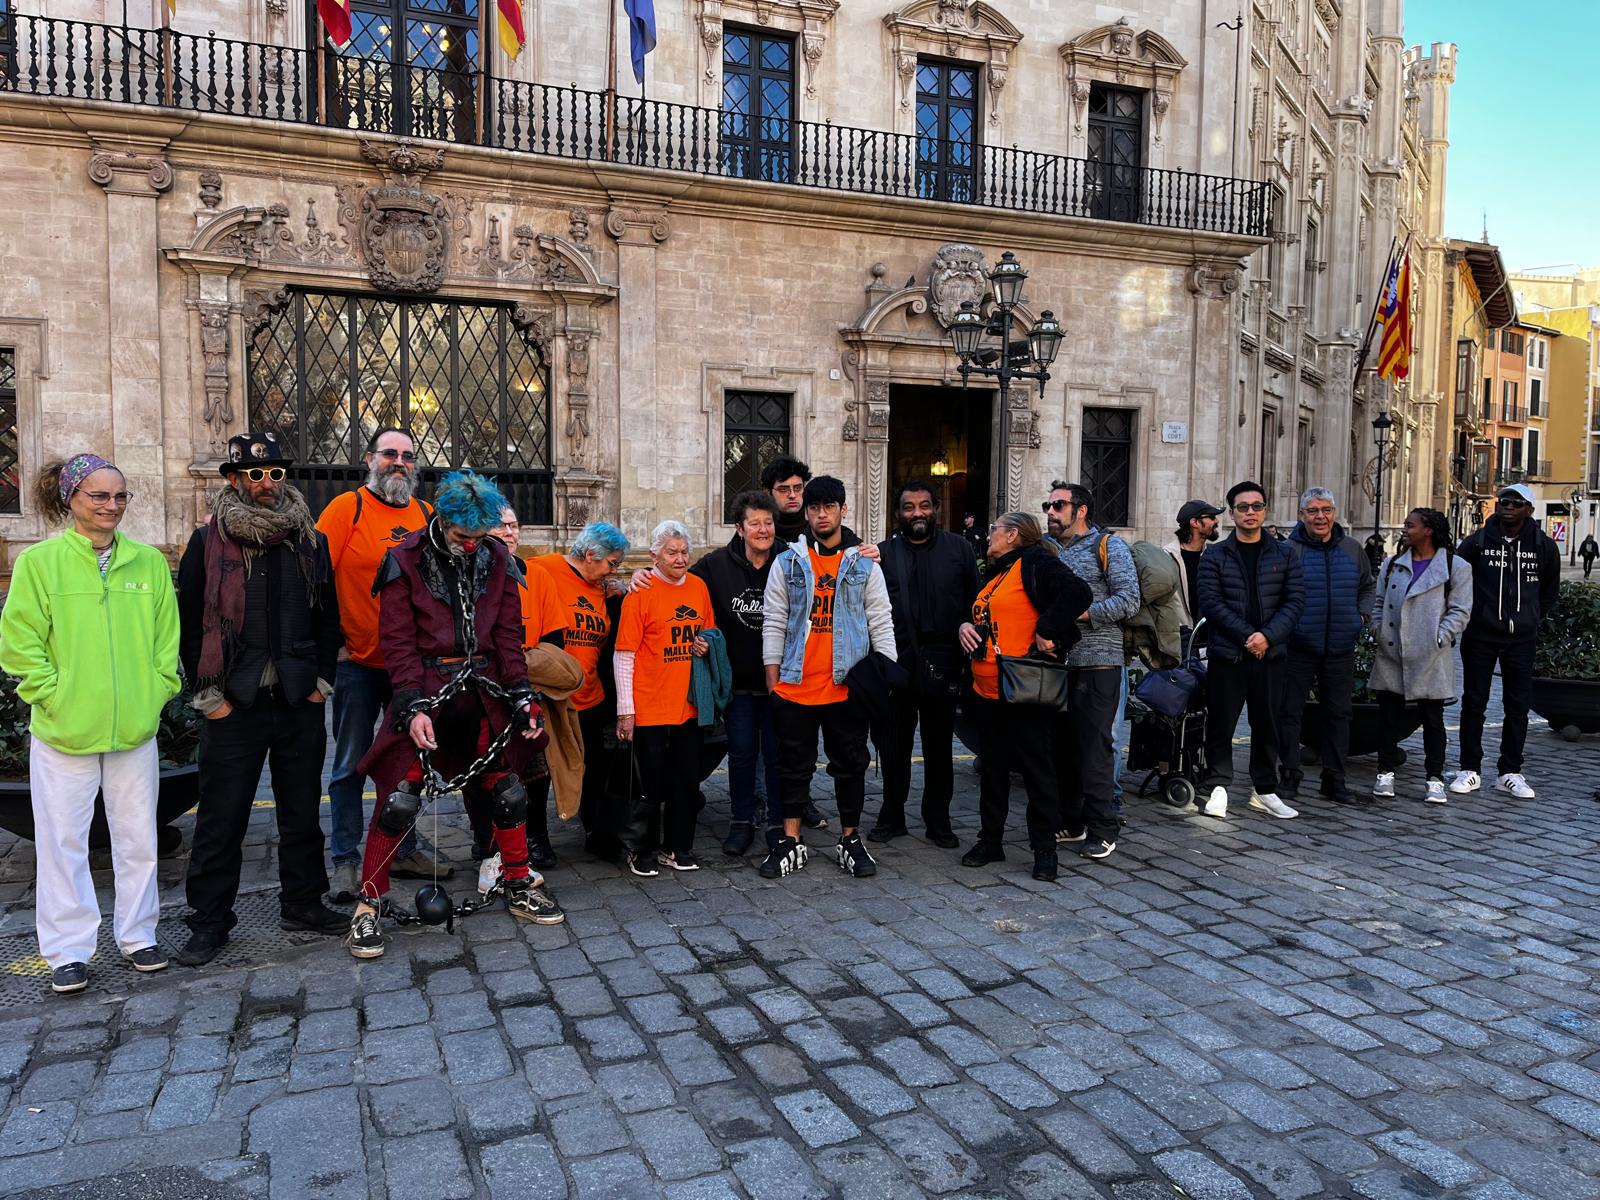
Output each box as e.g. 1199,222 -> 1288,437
1086,84 -> 1143,222
916,59 -> 978,204
720,29 -> 795,184
319,0 -> 480,142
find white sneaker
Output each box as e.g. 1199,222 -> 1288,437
1495,772 -> 1536,799
1372,772 -> 1395,798
1425,779 -> 1448,804
1249,792 -> 1299,819
1448,770 -> 1481,795
1202,787 -> 1228,817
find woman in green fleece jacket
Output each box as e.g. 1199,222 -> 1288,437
0,455 -> 180,994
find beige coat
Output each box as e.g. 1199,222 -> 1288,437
524,643 -> 587,820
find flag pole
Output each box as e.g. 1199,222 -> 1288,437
1352,235 -> 1402,386
475,1 -> 488,145
160,0 -> 174,108
315,10 -> 329,126
604,0 -> 618,158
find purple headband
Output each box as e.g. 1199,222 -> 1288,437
59,454 -> 115,503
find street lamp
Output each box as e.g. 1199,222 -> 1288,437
1372,410 -> 1394,547
1572,487 -> 1585,566
946,251 -> 1063,514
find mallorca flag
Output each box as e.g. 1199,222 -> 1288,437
1377,251 -> 1412,381
497,0 -> 526,59
318,0 -> 353,47
164,0 -> 176,14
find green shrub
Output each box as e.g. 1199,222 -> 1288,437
1534,580 -> 1600,682
0,674 -> 200,779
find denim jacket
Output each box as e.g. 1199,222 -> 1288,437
761,535 -> 897,686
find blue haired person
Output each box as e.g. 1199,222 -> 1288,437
346,472 -> 560,959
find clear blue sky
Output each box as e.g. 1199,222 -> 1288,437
1404,1 -> 1599,271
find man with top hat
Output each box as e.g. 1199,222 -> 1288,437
175,431 -> 347,966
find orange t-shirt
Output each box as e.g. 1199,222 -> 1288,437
317,489 -> 433,669
530,553 -> 610,710
516,559 -> 566,649
774,548 -> 849,707
970,563 -> 1038,700
616,574 -> 714,727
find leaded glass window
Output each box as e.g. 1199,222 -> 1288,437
0,347 -> 17,514
1087,84 -> 1143,223
248,291 -> 552,523
320,0 -> 479,141
723,391 -> 790,522
916,59 -> 977,204
721,29 -> 794,183
1080,407 -> 1133,528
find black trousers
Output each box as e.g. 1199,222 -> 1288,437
973,697 -> 1059,853
186,692 -> 329,935
772,695 -> 869,830
1054,667 -> 1121,843
1376,691 -> 1446,779
877,687 -> 958,835
523,703 -> 611,845
1203,654 -> 1286,793
1459,628 -> 1535,775
629,719 -> 703,856
1278,650 -> 1355,795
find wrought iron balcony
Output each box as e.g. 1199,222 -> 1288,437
1529,459 -> 1554,481
0,14 -> 1271,238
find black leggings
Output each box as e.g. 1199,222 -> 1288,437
1375,691 -> 1446,780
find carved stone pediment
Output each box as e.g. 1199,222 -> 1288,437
1060,18 -> 1187,140
696,0 -> 840,100
884,1 -> 1021,121
928,243 -> 988,328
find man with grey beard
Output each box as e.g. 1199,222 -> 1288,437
316,427 -> 439,902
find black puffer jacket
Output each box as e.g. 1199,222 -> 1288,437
692,532 -> 785,692
1196,532 -> 1305,662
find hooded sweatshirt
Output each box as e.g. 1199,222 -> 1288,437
691,531 -> 786,693
1456,513 -> 1561,639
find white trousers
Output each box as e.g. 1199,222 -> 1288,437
30,735 -> 161,968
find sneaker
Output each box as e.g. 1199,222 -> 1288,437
1425,779 -> 1448,804
866,822 -> 908,844
1448,770 -> 1481,795
1202,787 -> 1228,817
1032,850 -> 1058,882
505,882 -> 566,925
345,910 -> 385,959
1082,839 -> 1117,860
1496,772 -> 1536,799
527,839 -> 558,870
390,849 -> 455,881
1055,829 -> 1087,845
960,842 -> 1005,868
1248,792 -> 1299,819
800,802 -> 829,831
628,851 -> 659,878
173,931 -> 227,967
722,821 -> 755,856
926,829 -> 960,849
1372,772 -> 1396,798
328,863 -> 360,903
281,902 -> 352,935
759,837 -> 808,879
125,945 -> 169,973
50,962 -> 88,994
657,851 -> 702,872
836,835 -> 878,878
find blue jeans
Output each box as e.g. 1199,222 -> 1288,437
328,660 -> 417,865
1110,666 -> 1129,814
725,693 -> 782,831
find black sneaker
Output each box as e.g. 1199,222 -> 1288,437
722,821 -> 755,856
926,829 -> 960,849
345,910 -> 385,959
837,835 -> 878,878
629,851 -> 659,878
1055,829 -> 1087,845
759,837 -> 808,879
866,822 -> 908,844
50,962 -> 88,994
506,882 -> 566,925
125,945 -> 169,973
960,842 -> 1005,868
527,839 -> 558,869
174,931 -> 227,968
1032,851 -> 1059,882
1081,839 -> 1117,860
801,802 -> 829,830
657,851 -> 702,873
281,902 -> 351,935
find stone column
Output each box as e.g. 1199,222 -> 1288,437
89,147 -> 173,545
605,204 -> 669,542
1189,259 -> 1246,500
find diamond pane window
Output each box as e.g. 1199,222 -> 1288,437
248,291 -> 552,523
720,27 -> 793,184
323,0 -> 478,142
1087,83 -> 1143,222
0,347 -> 17,514
723,390 -> 791,522
1080,407 -> 1134,528
915,59 -> 979,204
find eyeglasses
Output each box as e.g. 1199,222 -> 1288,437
75,489 -> 133,507
240,467 -> 286,482
374,449 -> 417,463
1302,506 -> 1335,517
772,484 -> 804,496
1233,501 -> 1267,513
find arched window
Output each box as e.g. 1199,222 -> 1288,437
248,290 -> 552,522
317,0 -> 480,141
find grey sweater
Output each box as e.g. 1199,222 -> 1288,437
1057,527 -> 1140,667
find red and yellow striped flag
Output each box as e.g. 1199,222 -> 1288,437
497,0 -> 526,59
1377,251 -> 1412,381
317,0 -> 353,47
165,0 -> 177,15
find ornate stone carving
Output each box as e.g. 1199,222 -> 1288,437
352,142 -> 450,293
88,149 -> 173,195
896,53 -> 918,112
885,2 -> 1020,120
198,305 -> 234,449
802,32 -> 825,97
985,63 -> 1007,123
928,243 -> 988,328
842,400 -> 859,441
513,304 -> 555,352
1108,16 -> 1135,56
563,329 -> 595,461
569,208 -> 592,246
198,171 -> 223,210
1189,259 -> 1246,299
264,0 -> 288,14
605,207 -> 671,245
243,287 -> 291,334
1059,21 -> 1186,143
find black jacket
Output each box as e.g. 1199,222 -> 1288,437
1581,536 -> 1599,562
1196,532 -> 1305,662
982,545 -> 1092,655
877,529 -> 980,655
691,532 -> 785,693
1457,514 -> 1562,639
177,526 -> 341,709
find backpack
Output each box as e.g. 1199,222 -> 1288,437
1094,531 -> 1184,670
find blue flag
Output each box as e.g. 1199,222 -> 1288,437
623,0 -> 656,85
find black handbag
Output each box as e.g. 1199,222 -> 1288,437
998,650 -> 1071,711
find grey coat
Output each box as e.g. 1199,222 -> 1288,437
1369,549 -> 1473,701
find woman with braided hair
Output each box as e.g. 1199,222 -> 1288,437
347,472 -> 559,959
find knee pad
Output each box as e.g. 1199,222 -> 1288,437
378,779 -> 424,836
489,773 -> 528,829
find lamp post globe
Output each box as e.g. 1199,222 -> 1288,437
948,301 -> 985,363
989,251 -> 1028,308
1028,310 -> 1064,369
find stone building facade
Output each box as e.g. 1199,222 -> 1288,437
1,0 -> 1290,559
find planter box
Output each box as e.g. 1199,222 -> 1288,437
0,764 -> 199,850
1530,677 -> 1600,740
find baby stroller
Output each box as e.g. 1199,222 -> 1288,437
1126,622 -> 1208,810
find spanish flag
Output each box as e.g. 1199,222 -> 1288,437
1377,251 -> 1412,381
497,0 -> 526,59
318,0 -> 353,47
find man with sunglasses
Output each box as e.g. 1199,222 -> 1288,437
317,428 -> 440,902
1449,483 -> 1561,799
175,431 -> 346,965
1196,481 -> 1305,821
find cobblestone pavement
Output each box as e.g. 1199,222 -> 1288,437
0,698 -> 1598,1200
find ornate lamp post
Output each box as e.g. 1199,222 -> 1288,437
946,251 -> 1063,514
1371,410 -> 1394,546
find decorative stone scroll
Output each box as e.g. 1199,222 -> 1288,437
88,149 -> 173,196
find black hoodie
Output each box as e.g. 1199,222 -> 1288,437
691,532 -> 787,692
1457,514 -> 1561,639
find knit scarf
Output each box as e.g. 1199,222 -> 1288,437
195,484 -> 322,703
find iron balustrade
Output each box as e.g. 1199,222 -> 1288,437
1,13 -> 1271,238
